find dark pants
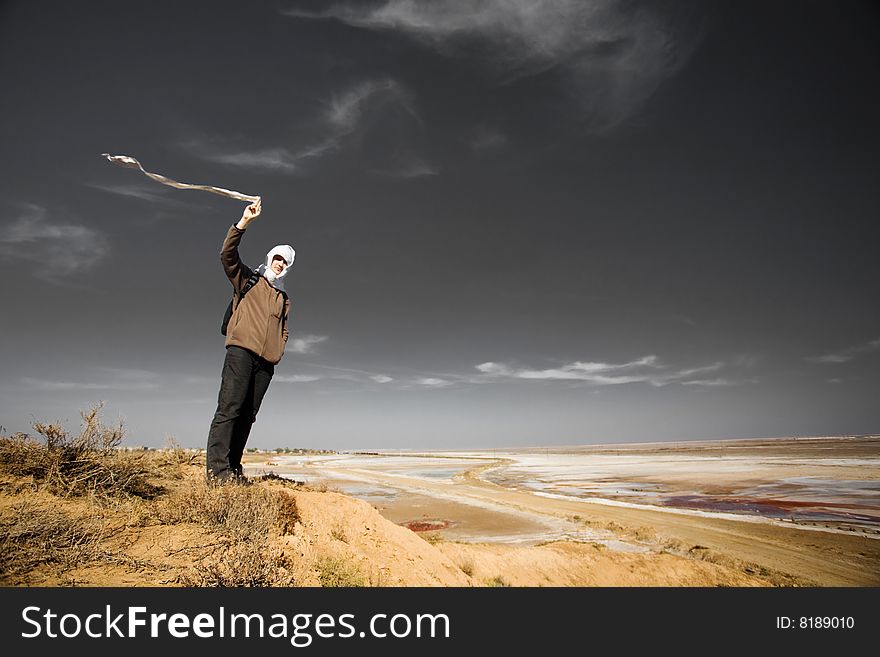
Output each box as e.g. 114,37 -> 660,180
206,346 -> 274,480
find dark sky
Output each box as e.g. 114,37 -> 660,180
1,0 -> 878,450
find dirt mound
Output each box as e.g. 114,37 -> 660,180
0,460 -> 474,587
271,485 -> 470,586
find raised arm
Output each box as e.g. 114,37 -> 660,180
220,200 -> 261,292
236,198 -> 260,231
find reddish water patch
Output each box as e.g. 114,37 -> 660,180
401,519 -> 453,532
661,495 -> 880,524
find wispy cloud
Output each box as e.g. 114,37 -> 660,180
273,361 -> 395,385
807,337 -> 880,364
475,355 -> 732,387
92,366 -> 161,380
274,374 -> 325,383
272,353 -> 743,391
326,78 -> 417,132
268,345 -> 752,392
284,0 -> 703,132
287,334 -> 329,354
181,139 -> 327,173
0,203 -> 109,281
269,358 -> 445,389
21,377 -> 158,392
184,78 -> 436,177
86,182 -> 192,207
468,125 -> 509,153
323,79 -> 438,176
415,377 -> 453,387
200,147 -> 302,172
680,378 -> 744,387
19,367 -> 163,392
371,152 -> 439,179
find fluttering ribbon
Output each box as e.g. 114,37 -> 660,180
102,154 -> 260,203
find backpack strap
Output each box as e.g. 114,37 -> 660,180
235,268 -> 262,303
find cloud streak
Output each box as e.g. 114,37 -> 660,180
268,352 -> 746,391
182,139 -> 330,174
284,0 -> 703,132
86,182 -> 192,207
476,355 -> 730,387
468,125 -> 509,153
274,374 -> 325,383
21,374 -> 159,392
184,78 -> 436,177
807,337 -> 880,364
415,377 -> 453,387
0,203 -> 109,281
201,147 -> 302,173
370,152 -> 439,179
273,361 -> 395,385
326,78 -> 417,132
287,334 -> 329,354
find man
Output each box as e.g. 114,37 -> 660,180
206,198 -> 294,482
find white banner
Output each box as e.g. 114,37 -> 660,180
102,154 -> 260,203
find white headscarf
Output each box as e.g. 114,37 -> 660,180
256,244 -> 295,292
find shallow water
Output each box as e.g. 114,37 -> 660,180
479,450 -> 880,530
253,439 -> 880,539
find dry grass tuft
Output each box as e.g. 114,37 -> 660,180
159,435 -> 200,468
179,543 -> 296,587
161,477 -> 302,587
330,524 -> 348,543
160,477 -> 299,540
0,403 -> 163,500
486,575 -> 512,587
0,500 -> 104,582
305,479 -> 330,493
315,556 -> 367,587
0,405 -> 400,588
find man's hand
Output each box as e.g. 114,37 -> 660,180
236,198 -> 261,230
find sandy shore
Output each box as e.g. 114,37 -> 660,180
245,436 -> 880,586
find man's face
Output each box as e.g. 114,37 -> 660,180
271,255 -> 288,275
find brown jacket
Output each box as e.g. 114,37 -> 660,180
221,224 -> 291,364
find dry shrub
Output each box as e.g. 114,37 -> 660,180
274,492 -> 300,536
486,575 -> 511,587
162,477 -> 299,540
160,436 -> 199,468
0,500 -> 104,582
330,524 -> 348,543
169,479 -> 301,587
0,403 -> 163,500
458,558 -> 475,577
315,556 -> 367,587
306,479 -> 330,493
255,471 -> 285,481
179,543 -> 296,587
